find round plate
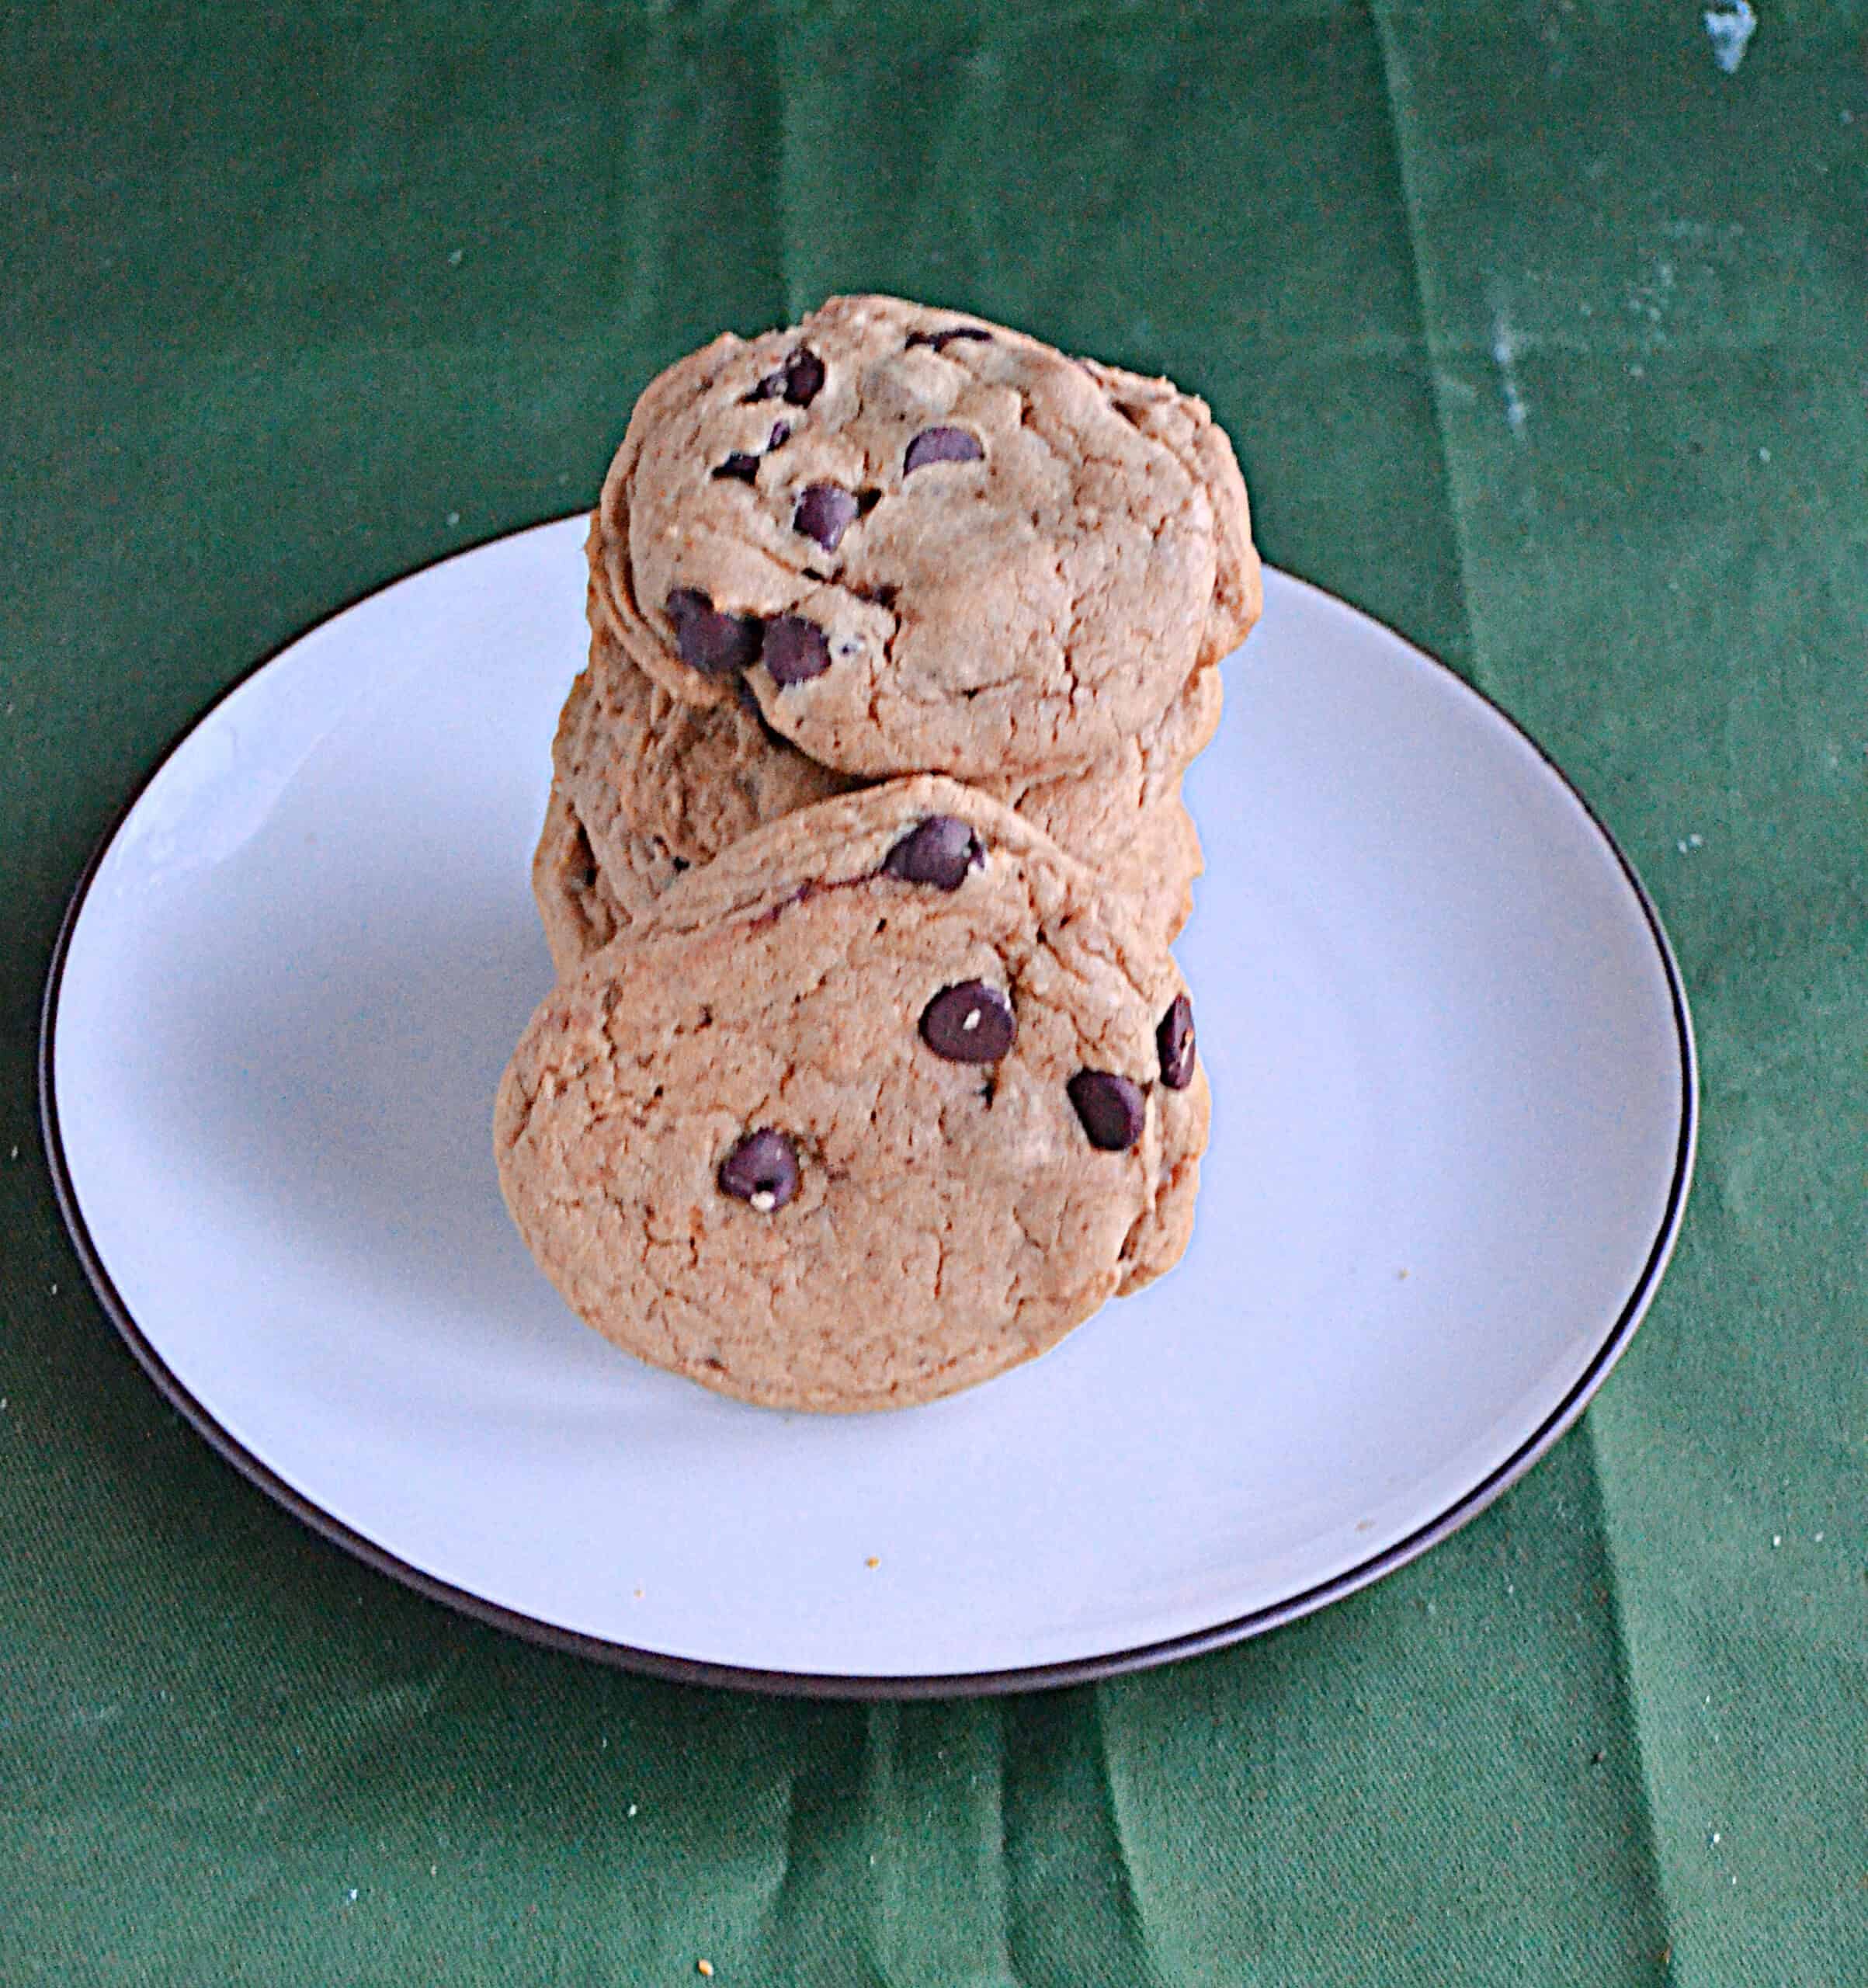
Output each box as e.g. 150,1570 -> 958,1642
40,516 -> 1695,1695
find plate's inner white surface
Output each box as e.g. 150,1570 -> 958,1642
54,519 -> 1686,1677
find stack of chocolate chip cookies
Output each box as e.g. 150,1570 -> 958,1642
497,295 -> 1260,1413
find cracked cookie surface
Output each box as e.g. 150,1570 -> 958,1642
589,294 -> 1255,779
496,778 -> 1209,1412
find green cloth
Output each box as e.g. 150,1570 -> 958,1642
5,2 -> 1864,1981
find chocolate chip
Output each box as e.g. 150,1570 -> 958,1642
904,426 -> 984,474
920,981 -> 1016,1063
665,588 -> 764,677
1157,994 -> 1196,1090
749,348 -> 825,406
783,348 -> 825,404
718,1128 -> 799,1211
716,424 -> 789,480
793,483 -> 859,552
884,815 -> 984,890
907,327 -> 994,352
762,614 -> 832,686
1068,1071 -> 1146,1151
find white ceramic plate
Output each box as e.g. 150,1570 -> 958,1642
41,516 -> 1695,1694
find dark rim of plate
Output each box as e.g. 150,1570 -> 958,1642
36,516 -> 1699,1701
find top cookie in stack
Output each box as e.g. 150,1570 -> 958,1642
502,296 -> 1258,1411
589,291 -> 1255,768
540,294 -> 1258,971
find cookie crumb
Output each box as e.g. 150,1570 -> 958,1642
865,1556 -> 880,1570
697,1962 -> 714,1977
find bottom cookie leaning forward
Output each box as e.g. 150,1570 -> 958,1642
496,777 -> 1210,1413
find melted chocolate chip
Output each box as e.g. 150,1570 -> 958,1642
748,347 -> 825,406
767,419 -> 791,450
1068,1071 -> 1147,1151
665,588 -> 764,677
762,614 -> 832,686
920,981 -> 1016,1063
1157,994 -> 1196,1090
906,326 -> 994,352
884,815 -> 984,890
793,482 -> 859,552
718,1128 -> 800,1210
904,426 -> 984,474
712,452 -> 760,484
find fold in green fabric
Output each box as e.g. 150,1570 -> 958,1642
2,3 -> 1862,1982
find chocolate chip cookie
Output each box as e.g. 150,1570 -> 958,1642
496,778 -> 1209,1412
543,613 -> 1218,962
589,294 -> 1256,779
